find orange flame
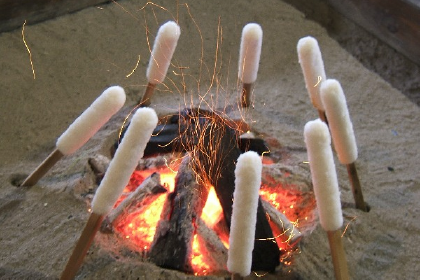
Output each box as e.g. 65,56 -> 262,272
200,187 -> 223,229
110,159 -> 314,275
191,234 -> 211,275
114,168 -> 178,251
115,194 -> 167,250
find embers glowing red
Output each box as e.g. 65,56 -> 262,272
110,161 -> 314,275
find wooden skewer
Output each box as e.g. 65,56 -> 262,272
139,82 -> 156,107
231,273 -> 244,280
327,230 -> 349,280
60,212 -> 103,280
60,108 -> 158,280
318,109 -> 328,125
20,149 -> 64,187
346,162 -> 368,212
241,83 -> 252,108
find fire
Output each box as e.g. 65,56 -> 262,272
115,194 -> 167,250
109,156 -> 315,275
259,186 -> 312,224
200,187 -> 223,229
190,186 -> 229,275
259,183 -> 316,259
191,234 -> 211,275
114,168 -> 178,251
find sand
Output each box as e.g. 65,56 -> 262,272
0,0 -> 419,279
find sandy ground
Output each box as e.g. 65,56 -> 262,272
0,0 -> 419,279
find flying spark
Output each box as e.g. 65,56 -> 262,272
126,55 -> 141,78
22,20 -> 36,79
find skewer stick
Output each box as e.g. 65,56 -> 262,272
21,149 -> 64,187
241,83 -> 252,108
20,86 -> 126,187
297,36 -> 327,120
304,119 -> 349,280
139,82 -> 156,106
60,213 -> 103,280
140,21 -> 180,105
318,109 -> 328,124
320,79 -> 367,211
60,108 -> 158,280
346,162 -> 367,212
238,23 -> 262,107
327,230 -> 350,280
231,273 -> 244,280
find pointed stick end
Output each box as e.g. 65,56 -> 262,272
20,149 -> 64,187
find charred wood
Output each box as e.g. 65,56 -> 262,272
148,156 -> 208,272
182,110 -> 281,272
100,173 -> 166,233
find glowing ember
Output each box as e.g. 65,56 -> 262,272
107,153 -> 315,275
113,168 -> 178,251
115,194 -> 167,250
191,234 -> 211,275
259,183 -> 316,259
260,186 -> 314,226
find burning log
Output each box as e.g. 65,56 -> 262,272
148,156 -> 208,272
100,173 -> 166,233
136,109 -> 267,157
195,217 -> 228,273
106,109 -> 313,274
181,110 -> 281,272
261,199 -> 302,245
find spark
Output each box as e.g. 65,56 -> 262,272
313,75 -> 322,87
126,55 -> 141,78
138,2 -> 170,15
164,156 -> 182,174
22,20 -> 36,79
112,0 -> 139,21
253,271 -> 269,277
342,215 -> 358,237
118,103 -> 142,144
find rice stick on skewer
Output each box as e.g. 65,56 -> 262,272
304,119 -> 349,280
227,151 -> 262,279
140,21 -> 181,106
21,86 -> 126,187
238,23 -> 263,107
320,79 -> 367,211
60,108 -> 158,280
297,36 -> 327,122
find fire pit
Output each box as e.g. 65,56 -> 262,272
77,108 -> 318,276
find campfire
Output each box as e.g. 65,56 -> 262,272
20,18 -> 364,280
85,108 -> 317,276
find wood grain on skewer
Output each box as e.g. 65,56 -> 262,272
327,230 -> 350,280
20,149 -> 64,187
318,109 -> 328,124
139,82 -> 156,106
231,273 -> 244,280
346,162 -> 368,212
60,212 -> 103,280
